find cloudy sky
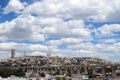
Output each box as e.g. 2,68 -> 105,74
0,0 -> 120,62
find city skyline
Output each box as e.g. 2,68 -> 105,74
0,0 -> 120,62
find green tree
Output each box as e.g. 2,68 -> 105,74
0,68 -> 25,77
56,77 -> 62,80
40,73 -> 45,77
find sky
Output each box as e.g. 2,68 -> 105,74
0,0 -> 120,62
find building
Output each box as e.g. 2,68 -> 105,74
11,49 -> 16,58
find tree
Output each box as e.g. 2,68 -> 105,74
14,69 -> 25,77
40,73 -> 45,77
56,77 -> 62,80
0,68 -> 25,78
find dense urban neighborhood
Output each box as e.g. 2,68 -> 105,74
0,49 -> 120,80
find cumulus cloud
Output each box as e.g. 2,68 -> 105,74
0,40 -> 119,61
67,42 -> 120,59
98,39 -> 117,44
0,51 -> 11,60
0,0 -> 120,62
0,42 -> 49,59
31,51 -> 47,56
0,14 -> 119,61
3,0 -> 24,14
95,24 -> 120,37
22,0 -> 120,21
106,0 -> 120,21
0,15 -> 45,41
42,19 -> 91,40
0,15 -> 91,41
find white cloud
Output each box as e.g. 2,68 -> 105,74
0,15 -> 45,41
22,0 -> 120,21
0,42 -> 49,59
61,38 -> 82,45
0,41 -> 119,61
67,42 -> 120,60
29,44 -> 48,51
0,0 -> 120,62
42,19 -> 92,40
0,42 -> 15,50
0,51 -> 11,60
106,0 -> 120,21
99,39 -> 117,44
0,15 -> 91,41
2,0 -> 120,21
31,51 -> 47,56
95,24 -> 120,37
3,0 -> 24,14
48,37 -> 83,47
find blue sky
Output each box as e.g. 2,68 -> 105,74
0,0 -> 120,62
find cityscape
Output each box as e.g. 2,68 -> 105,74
0,49 -> 120,80
0,0 -> 120,80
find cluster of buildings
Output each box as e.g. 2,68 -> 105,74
0,49 -> 120,80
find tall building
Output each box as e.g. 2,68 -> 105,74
11,49 -> 16,58
47,53 -> 51,57
24,51 -> 27,57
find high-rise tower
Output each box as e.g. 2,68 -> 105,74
11,49 -> 16,58
24,51 -> 27,57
